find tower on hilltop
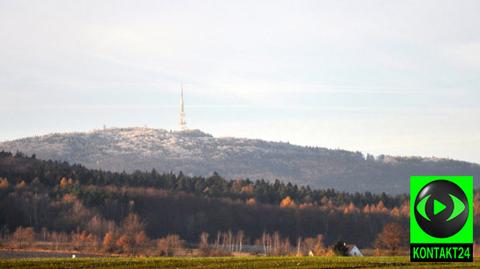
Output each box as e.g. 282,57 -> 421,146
179,83 -> 187,131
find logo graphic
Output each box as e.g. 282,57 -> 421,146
410,176 -> 473,262
414,180 -> 468,238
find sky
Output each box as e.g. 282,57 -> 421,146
1,0 -> 479,163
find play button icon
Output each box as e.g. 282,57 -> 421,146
434,199 -> 446,215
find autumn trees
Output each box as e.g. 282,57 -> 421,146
301,235 -> 326,256
0,178 -> 8,189
375,222 -> 407,254
108,213 -> 149,256
102,232 -> 114,252
0,221 -> 378,258
3,151 -> 475,256
280,196 -> 296,208
0,171 -> 413,251
2,225 -> 369,257
11,226 -> 34,249
156,234 -> 184,256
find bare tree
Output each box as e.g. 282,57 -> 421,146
11,227 -> 35,249
375,222 -> 405,255
261,232 -> 273,256
198,232 -> 210,256
273,231 -> 281,255
115,213 -> 148,256
157,234 -> 184,256
296,237 -> 302,256
236,230 -> 244,252
134,231 -> 148,254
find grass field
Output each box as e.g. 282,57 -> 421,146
1,256 -> 480,269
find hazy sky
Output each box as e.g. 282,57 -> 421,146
1,0 -> 479,163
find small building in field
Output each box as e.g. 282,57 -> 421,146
346,244 -> 363,256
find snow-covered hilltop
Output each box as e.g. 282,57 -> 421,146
1,127 -> 479,194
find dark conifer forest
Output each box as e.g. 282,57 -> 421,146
0,151 -> 478,251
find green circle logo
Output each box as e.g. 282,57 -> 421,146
414,180 -> 468,238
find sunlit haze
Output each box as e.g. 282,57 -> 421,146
1,0 -> 479,163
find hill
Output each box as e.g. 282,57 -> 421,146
1,127 -> 479,194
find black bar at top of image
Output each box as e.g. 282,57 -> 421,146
410,243 -> 473,262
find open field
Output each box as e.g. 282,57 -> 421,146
1,256 -> 480,269
0,249 -> 106,259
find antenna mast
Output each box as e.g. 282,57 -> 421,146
179,83 -> 187,130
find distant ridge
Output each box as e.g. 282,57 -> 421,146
1,127 -> 479,194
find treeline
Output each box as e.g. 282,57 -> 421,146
0,176 -> 407,248
0,152 -> 480,256
3,214 -> 411,257
0,151 -> 477,253
2,218 -> 367,256
0,151 -> 406,208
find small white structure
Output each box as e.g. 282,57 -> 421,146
72,254 -> 76,259
346,244 -> 363,256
